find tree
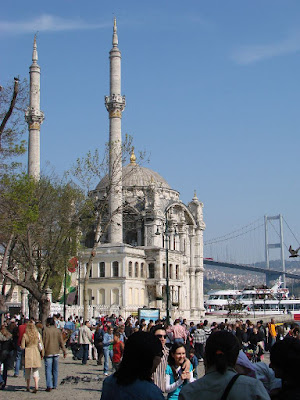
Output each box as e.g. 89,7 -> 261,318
0,78 -> 28,173
0,173 -> 86,324
0,77 -> 28,314
71,134 -> 147,321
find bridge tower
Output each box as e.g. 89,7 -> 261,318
264,214 -> 286,287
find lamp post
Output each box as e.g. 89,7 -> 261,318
63,263 -> 67,321
156,210 -> 174,326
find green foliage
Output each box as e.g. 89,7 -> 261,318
0,173 -> 87,300
0,173 -> 39,234
0,78 -> 29,173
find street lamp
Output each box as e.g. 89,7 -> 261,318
156,210 -> 177,326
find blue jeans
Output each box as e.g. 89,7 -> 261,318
14,346 -> 24,376
103,347 -> 113,373
44,355 -> 59,389
174,338 -> 184,344
81,344 -> 89,365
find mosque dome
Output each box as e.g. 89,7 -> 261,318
96,163 -> 171,191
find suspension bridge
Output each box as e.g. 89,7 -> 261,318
204,214 -> 300,287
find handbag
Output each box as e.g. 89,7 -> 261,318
38,333 -> 44,354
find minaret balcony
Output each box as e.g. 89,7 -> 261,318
105,94 -> 126,110
25,107 -> 45,125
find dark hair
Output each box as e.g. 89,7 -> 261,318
270,337 -> 300,382
151,324 -> 166,335
205,331 -> 239,374
114,331 -> 162,385
46,317 -> 55,326
168,342 -> 186,381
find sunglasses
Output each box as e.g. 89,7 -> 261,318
156,334 -> 167,339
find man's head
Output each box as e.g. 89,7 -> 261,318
46,317 -> 55,326
152,324 -> 167,347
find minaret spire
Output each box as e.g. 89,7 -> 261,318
32,34 -> 38,63
113,17 -> 118,47
105,19 -> 126,243
25,35 -> 44,179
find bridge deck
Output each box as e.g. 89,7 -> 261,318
203,260 -> 300,280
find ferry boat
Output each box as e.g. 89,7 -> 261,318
205,280 -> 300,319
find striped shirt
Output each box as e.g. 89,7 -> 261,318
152,345 -> 169,392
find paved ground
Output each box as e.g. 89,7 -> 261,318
2,351 -> 270,399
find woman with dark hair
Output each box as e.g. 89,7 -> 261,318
179,331 -> 269,400
100,331 -> 164,400
0,324 -> 14,390
270,337 -> 300,398
165,342 -> 194,400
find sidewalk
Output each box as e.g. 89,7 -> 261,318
3,352 -> 104,399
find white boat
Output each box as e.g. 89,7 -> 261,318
205,280 -> 300,319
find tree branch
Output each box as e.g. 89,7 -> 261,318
0,78 -> 19,150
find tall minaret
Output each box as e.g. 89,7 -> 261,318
25,35 -> 44,179
105,19 -> 126,243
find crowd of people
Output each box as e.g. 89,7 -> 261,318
0,312 -> 300,399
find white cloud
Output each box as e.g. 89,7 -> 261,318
232,30 -> 300,65
0,14 -> 108,34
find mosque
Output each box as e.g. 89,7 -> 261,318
26,20 -> 206,320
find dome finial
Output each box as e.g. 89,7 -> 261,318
130,147 -> 137,165
193,190 -> 198,200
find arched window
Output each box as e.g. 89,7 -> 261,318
169,264 -> 173,279
129,288 -> 133,304
99,289 -> 105,304
140,288 -> 145,304
176,265 -> 179,280
111,288 -> 119,305
134,288 -> 139,304
163,263 -> 166,279
128,261 -> 133,277
88,263 -> 92,278
141,263 -> 144,278
135,262 -> 139,278
148,263 -> 155,279
99,262 -> 105,277
112,261 -> 119,277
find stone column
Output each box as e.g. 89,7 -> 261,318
189,233 -> 196,310
137,221 -> 142,245
45,287 -> 52,302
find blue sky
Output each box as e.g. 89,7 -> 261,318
1,1 -> 300,263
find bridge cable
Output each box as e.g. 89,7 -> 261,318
283,217 -> 300,247
204,219 -> 264,245
268,220 -> 290,252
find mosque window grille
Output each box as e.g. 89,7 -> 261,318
112,261 -> 119,277
128,261 -> 133,277
176,265 -> 179,280
141,262 -> 144,278
99,262 -> 105,278
148,263 -> 155,279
